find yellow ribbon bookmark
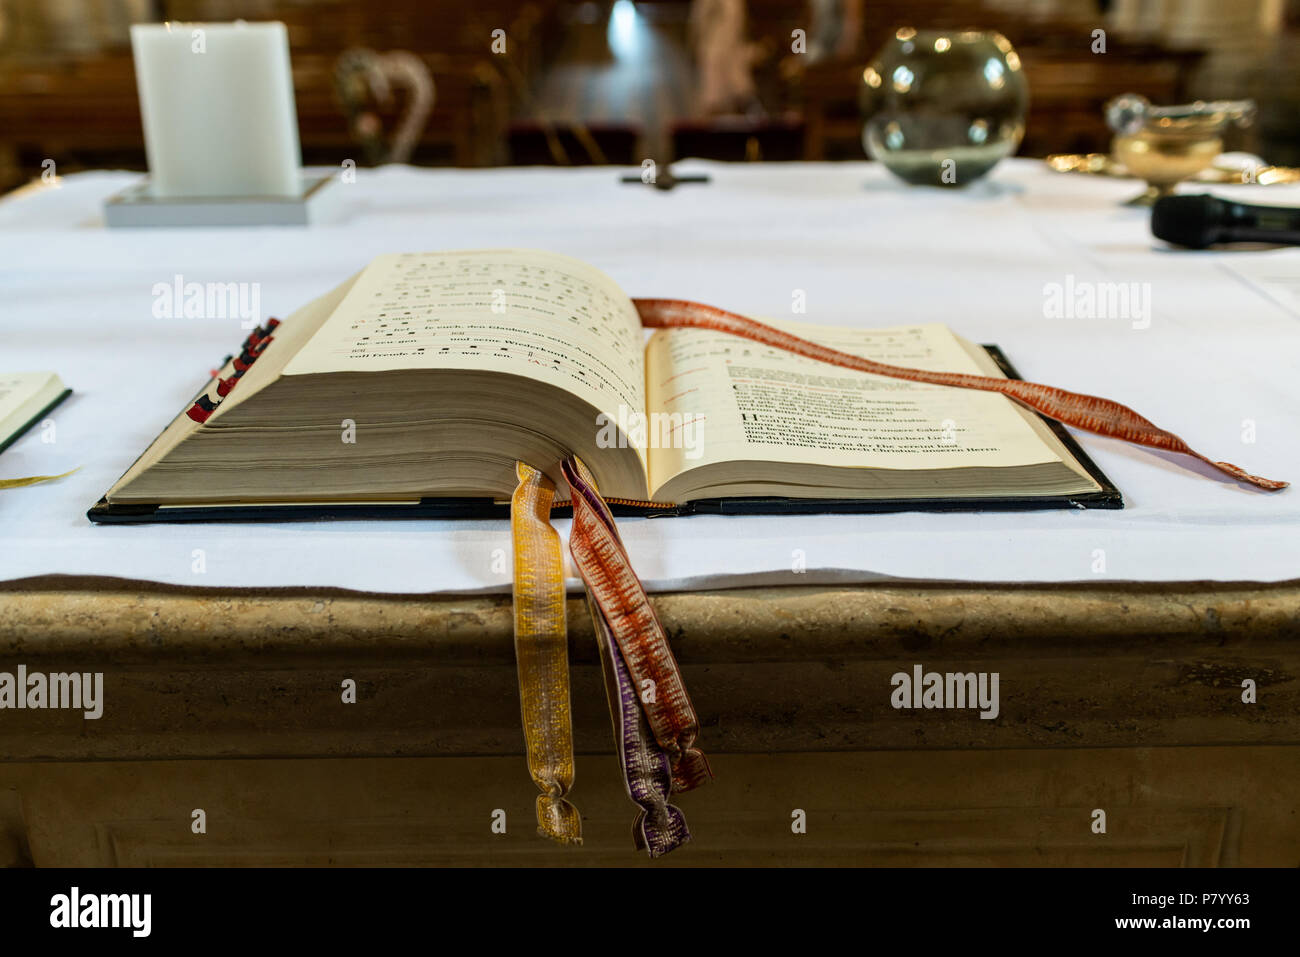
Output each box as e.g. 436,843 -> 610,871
0,467 -> 79,490
510,461 -> 582,845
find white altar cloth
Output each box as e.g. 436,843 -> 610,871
1,160 -> 1297,593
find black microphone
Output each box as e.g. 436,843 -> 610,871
1152,193 -> 1300,248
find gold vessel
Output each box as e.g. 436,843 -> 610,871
1105,94 -> 1256,205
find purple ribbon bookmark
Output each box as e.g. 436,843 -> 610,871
589,596 -> 691,858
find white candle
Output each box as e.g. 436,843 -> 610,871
130,21 -> 302,199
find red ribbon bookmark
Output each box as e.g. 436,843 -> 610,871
633,299 -> 1287,491
563,456 -> 712,793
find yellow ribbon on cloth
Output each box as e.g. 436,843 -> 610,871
510,461 -> 582,845
0,467 -> 79,490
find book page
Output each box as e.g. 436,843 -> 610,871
284,250 -> 646,431
644,319 -> 1061,495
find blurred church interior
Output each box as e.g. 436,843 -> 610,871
1,0 -> 1298,193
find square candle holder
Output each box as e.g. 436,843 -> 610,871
103,172 -> 339,228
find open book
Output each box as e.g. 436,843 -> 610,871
92,249 -> 1117,520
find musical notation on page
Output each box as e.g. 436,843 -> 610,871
285,250 -> 646,420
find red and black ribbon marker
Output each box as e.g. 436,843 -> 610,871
194,317 -> 282,422
185,394 -> 219,423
